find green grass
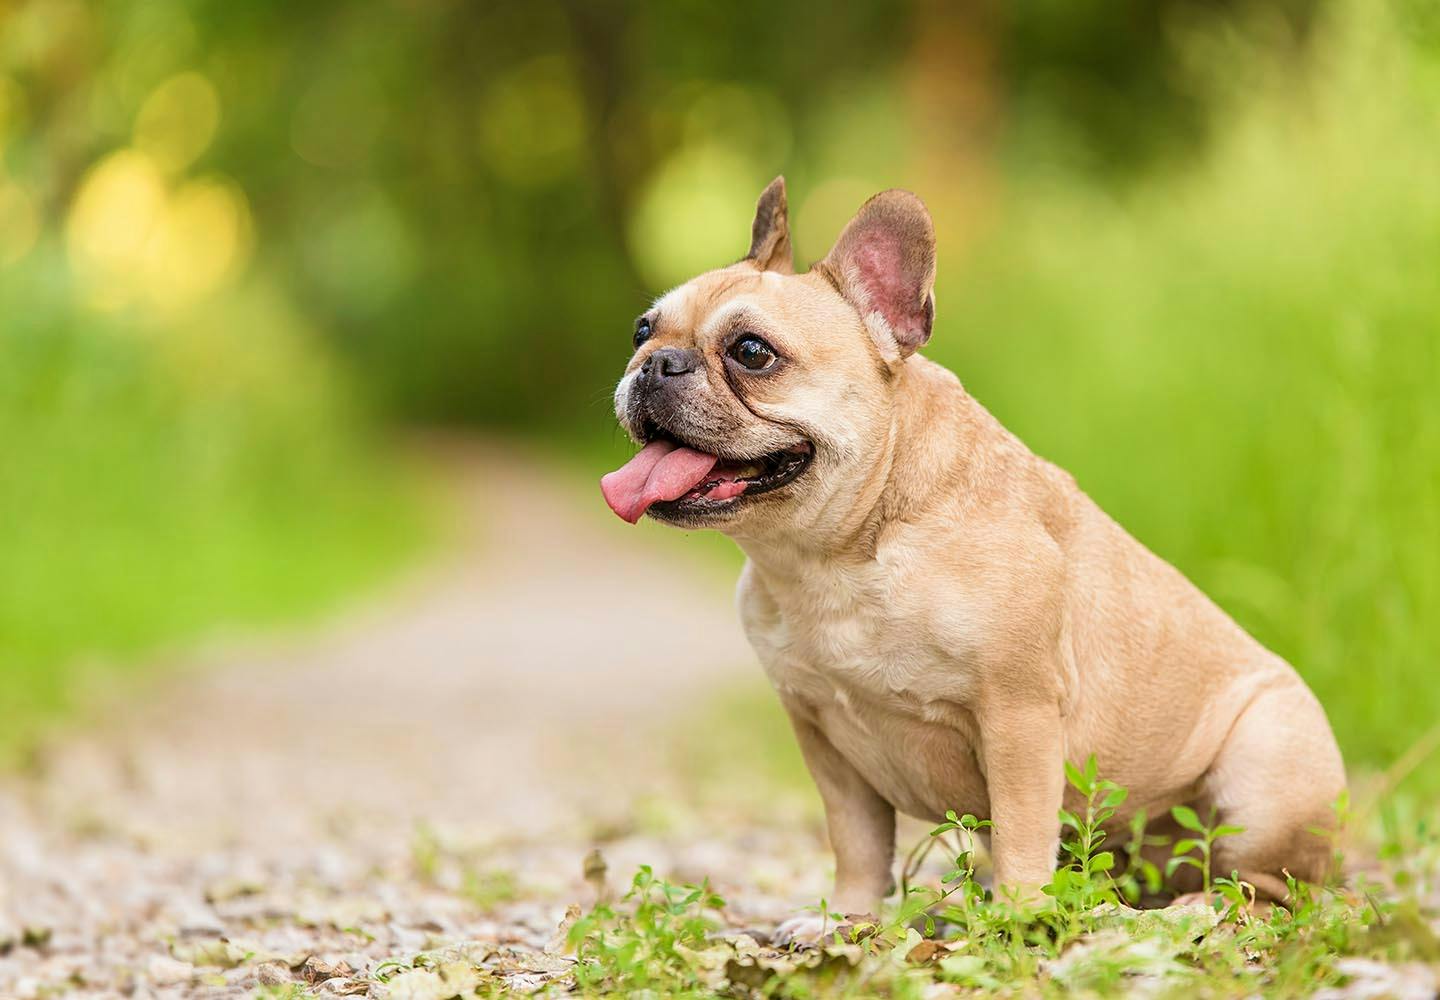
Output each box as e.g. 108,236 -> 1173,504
352,746 -> 1440,998
550,808 -> 1435,999
923,0 -> 1440,787
0,255 -> 428,761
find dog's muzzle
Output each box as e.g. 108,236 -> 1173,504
627,347 -> 701,437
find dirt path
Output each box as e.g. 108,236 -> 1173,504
0,445 -> 829,997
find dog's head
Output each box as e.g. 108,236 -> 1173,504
602,177 -> 937,537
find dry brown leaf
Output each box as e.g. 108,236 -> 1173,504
300,955 -> 356,985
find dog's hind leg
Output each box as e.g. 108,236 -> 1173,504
1192,676 -> 1346,903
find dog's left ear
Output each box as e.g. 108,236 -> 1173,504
819,190 -> 936,363
745,176 -> 793,274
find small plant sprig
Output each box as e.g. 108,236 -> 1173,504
924,811 -> 993,929
1117,807 -> 1169,905
1309,789 -> 1352,887
1211,871 -> 1258,923
1166,804 -> 1245,896
567,865 -> 724,993
877,810 -> 995,950
1046,755 -> 1128,912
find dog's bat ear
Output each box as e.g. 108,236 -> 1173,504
818,189 -> 936,362
745,175 -> 794,274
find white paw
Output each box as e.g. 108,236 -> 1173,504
772,909 -> 878,948
772,913 -> 833,948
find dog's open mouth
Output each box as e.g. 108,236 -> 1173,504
600,427 -> 813,524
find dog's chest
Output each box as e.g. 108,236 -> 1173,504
738,559 -> 989,820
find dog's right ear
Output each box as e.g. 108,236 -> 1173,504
819,190 -> 936,364
745,176 -> 793,274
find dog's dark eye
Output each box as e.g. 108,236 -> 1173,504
729,335 -> 777,371
633,317 -> 653,350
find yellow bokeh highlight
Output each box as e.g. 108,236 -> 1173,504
66,149 -> 252,311
133,72 -> 220,173
149,178 -> 252,308
0,180 -> 40,266
628,143 -> 762,289
67,150 -> 168,288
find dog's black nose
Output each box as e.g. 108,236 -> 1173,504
643,347 -> 700,379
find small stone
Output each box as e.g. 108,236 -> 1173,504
301,955 -> 354,985
256,962 -> 291,986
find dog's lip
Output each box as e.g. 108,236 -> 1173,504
646,434 -> 815,519
636,418 -> 809,465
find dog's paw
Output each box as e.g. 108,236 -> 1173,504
771,911 -> 877,949
771,914 -> 832,948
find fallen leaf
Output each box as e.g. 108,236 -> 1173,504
384,968 -> 451,1000
301,956 -> 356,984
172,938 -> 249,969
906,938 -> 949,964
438,960 -> 483,994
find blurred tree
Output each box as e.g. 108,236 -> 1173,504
997,0 -> 1321,176
1,0 -> 1324,428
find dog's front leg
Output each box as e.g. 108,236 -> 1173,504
979,700 -> 1065,904
774,710 -> 894,945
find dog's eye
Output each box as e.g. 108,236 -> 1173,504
729,335 -> 777,371
633,317 -> 653,350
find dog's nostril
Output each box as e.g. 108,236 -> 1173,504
649,347 -> 698,378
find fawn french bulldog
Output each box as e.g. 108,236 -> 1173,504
601,177 -> 1345,941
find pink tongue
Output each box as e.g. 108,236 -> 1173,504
600,440 -> 720,523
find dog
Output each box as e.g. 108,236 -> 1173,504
601,177 -> 1345,941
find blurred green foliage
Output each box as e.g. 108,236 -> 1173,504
0,249 -> 425,756
932,1 -> 1440,777
1,0 -> 1436,787
2,0 -> 1304,425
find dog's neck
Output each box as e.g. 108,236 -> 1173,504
731,356 -> 996,576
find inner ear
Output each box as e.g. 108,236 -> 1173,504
819,190 -> 936,361
745,175 -> 793,274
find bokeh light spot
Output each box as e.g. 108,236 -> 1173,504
66,149 -> 252,310
144,177 -> 252,309
133,71 -> 220,173
66,149 -> 168,307
628,144 -> 762,289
